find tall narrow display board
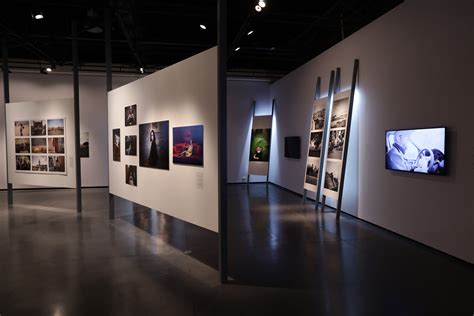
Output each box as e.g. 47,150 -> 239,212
304,97 -> 327,192
322,90 -> 351,200
248,109 -> 273,180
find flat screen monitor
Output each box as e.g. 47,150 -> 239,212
284,136 -> 300,159
385,127 -> 446,175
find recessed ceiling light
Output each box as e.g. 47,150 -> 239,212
235,47 -> 241,51
32,12 -> 44,20
247,30 -> 254,36
255,5 -> 262,12
139,67 -> 144,74
200,24 -> 207,30
258,1 -> 266,8
46,67 -> 52,72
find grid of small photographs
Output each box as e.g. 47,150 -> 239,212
305,99 -> 326,189
14,118 -> 66,174
124,104 -> 137,186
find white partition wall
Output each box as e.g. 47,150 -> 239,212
6,98 -> 76,188
108,47 -> 218,232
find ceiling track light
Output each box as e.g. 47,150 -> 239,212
255,5 -> 262,12
235,47 -> 241,52
32,12 -> 44,20
258,0 -> 266,8
200,24 -> 207,30
139,67 -> 144,74
247,30 -> 254,36
40,66 -> 53,74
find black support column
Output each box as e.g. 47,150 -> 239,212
72,20 -> 82,213
2,37 -> 12,206
217,0 -> 228,283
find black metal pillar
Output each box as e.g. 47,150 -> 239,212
217,0 -> 228,284
72,20 -> 82,213
336,59 -> 359,220
105,7 -> 115,220
2,37 -> 12,206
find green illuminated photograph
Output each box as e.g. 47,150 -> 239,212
249,128 -> 271,162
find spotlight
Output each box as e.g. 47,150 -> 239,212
200,24 -> 207,30
258,0 -> 266,8
46,67 -> 52,72
40,67 -> 52,74
235,47 -> 241,52
139,67 -> 144,74
255,5 -> 262,12
32,12 -> 44,20
247,30 -> 254,36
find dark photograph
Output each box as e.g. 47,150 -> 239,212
125,104 -> 137,126
311,103 -> 325,130
327,130 -> 345,160
16,155 -> 31,171
330,98 -> 348,128
30,120 -> 46,136
15,138 -> 30,154
249,128 -> 271,162
15,120 -> 30,136
112,128 -> 120,162
125,135 -> 137,156
80,132 -> 89,158
308,131 -> 323,157
173,125 -> 204,166
305,157 -> 320,186
32,155 -> 48,172
47,119 -> 65,136
139,121 -> 169,170
125,164 -> 137,186
48,137 -> 65,154
324,160 -> 341,192
32,138 -> 47,154
48,155 -> 65,173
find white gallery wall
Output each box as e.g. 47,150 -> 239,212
108,47 -> 218,232
269,0 -> 474,263
0,72 -> 137,189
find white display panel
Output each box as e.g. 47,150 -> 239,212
6,98 -> 76,188
108,47 -> 218,232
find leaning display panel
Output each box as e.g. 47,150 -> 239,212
6,98 -> 76,188
108,47 -> 218,232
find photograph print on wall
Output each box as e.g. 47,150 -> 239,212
47,119 -> 64,136
48,155 -> 65,173
125,135 -> 137,156
15,138 -> 30,154
80,132 -> 89,158
15,121 -> 30,137
324,160 -> 341,192
32,155 -> 48,172
305,157 -> 320,186
308,131 -> 323,157
249,128 -> 271,162
311,102 -> 326,130
125,104 -> 137,126
327,130 -> 345,160
112,128 -> 121,162
173,125 -> 203,166
32,138 -> 47,154
48,137 -> 65,154
330,98 -> 349,128
125,165 -> 137,186
16,155 -> 31,171
139,121 -> 169,170
30,120 -> 46,136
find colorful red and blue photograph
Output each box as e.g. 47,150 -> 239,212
172,125 -> 203,166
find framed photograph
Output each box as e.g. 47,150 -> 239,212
112,128 -> 120,162
311,101 -> 326,130
15,138 -> 30,154
324,160 -> 341,192
30,120 -> 46,136
48,155 -> 65,173
330,98 -> 348,128
15,121 -> 30,137
327,129 -> 345,160
32,155 -> 48,172
125,165 -> 137,186
80,132 -> 89,158
125,135 -> 137,156
31,138 -> 47,154
139,121 -> 169,170
173,125 -> 203,166
47,119 -> 64,136
308,131 -> 323,157
249,128 -> 271,162
305,157 -> 320,186
48,137 -> 65,154
16,155 -> 31,171
125,104 -> 137,126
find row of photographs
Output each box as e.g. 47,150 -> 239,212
14,119 -> 65,137
113,121 -> 204,168
310,98 -> 348,132
16,155 -> 66,173
15,137 -> 65,154
305,157 -> 341,193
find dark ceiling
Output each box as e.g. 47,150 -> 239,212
1,0 -> 403,80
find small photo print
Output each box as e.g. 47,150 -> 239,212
48,155 -> 65,173
32,138 -> 47,154
113,128 -> 120,162
47,119 -> 65,136
312,102 -> 325,130
16,155 -> 31,171
305,157 -> 320,186
125,104 -> 137,126
48,137 -> 65,154
308,131 -> 323,157
30,120 -> 46,136
15,121 -> 30,136
15,138 -> 30,154
80,132 -> 89,158
125,135 -> 137,156
330,98 -> 349,128
324,160 -> 342,192
327,129 -> 345,160
32,155 -> 48,172
125,164 -> 137,186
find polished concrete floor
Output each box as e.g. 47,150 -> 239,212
0,185 -> 473,315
